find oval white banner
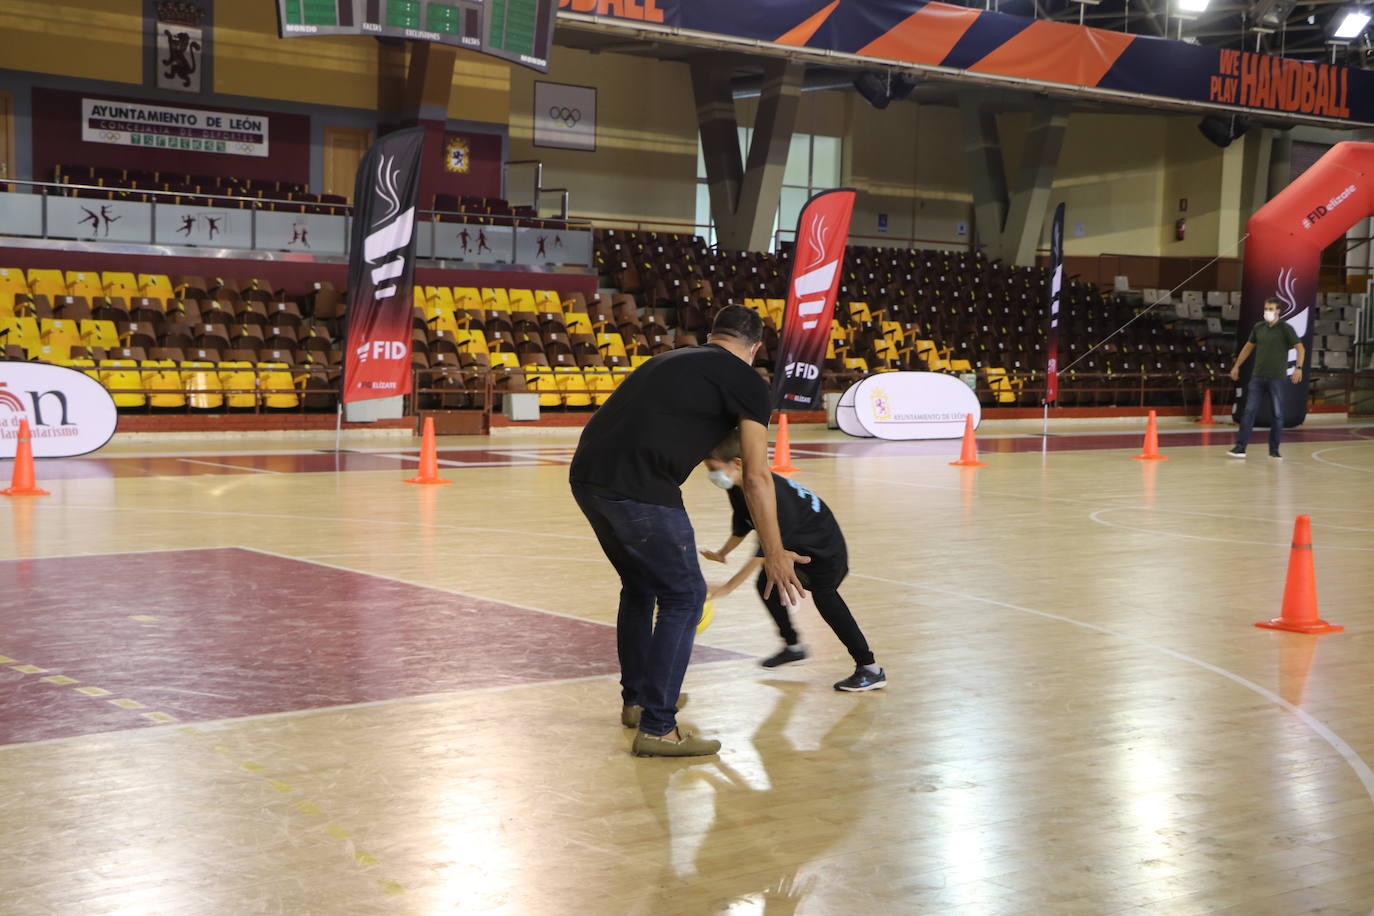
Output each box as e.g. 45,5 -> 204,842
847,372 -> 981,440
835,377 -> 873,438
0,362 -> 119,459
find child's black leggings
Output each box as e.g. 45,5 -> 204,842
754,568 -> 874,667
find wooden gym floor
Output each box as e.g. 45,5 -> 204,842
2,417 -> 1373,915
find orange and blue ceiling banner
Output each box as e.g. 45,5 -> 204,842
559,0 -> 1372,124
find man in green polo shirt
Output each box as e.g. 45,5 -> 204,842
1227,297 -> 1304,460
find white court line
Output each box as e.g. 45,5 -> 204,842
1312,445 -> 1374,474
40,503 -> 602,542
178,459 -> 283,474
370,452 -> 546,468
1088,507 -> 1374,551
851,571 -> 1374,830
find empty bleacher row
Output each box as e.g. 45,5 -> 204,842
47,166 -> 550,227
594,229 -> 1235,407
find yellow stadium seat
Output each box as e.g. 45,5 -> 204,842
65,271 -> 104,301
40,319 -> 82,359
843,356 -> 870,374
102,272 -> 139,300
144,359 -> 186,408
595,332 -> 627,359
453,286 -> 482,311
508,289 -> 538,311
425,286 -> 456,313
534,290 -> 561,311
564,312 -> 593,335
522,363 -> 561,407
765,299 -> 786,327
27,269 -> 67,300
98,359 -> 146,407
744,298 -> 767,315
0,268 -> 27,317
138,274 -> 175,299
218,361 -> 258,408
60,356 -> 98,379
849,302 -> 873,323
455,328 -> 488,356
949,358 -> 973,373
257,362 -> 299,409
984,368 -> 1016,405
80,319 -> 120,349
481,288 -> 511,312
181,360 -> 224,410
881,320 -> 904,344
423,299 -> 460,336
630,354 -> 652,368
3,315 -> 41,354
584,367 -> 616,405
488,350 -> 519,369
553,365 -> 591,408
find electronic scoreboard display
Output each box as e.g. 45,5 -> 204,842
277,0 -> 556,71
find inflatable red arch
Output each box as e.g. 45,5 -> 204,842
1238,140 -> 1371,426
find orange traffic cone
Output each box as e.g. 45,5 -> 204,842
771,412 -> 800,475
1133,410 -> 1168,461
405,416 -> 452,485
2,419 -> 50,497
1196,389 -> 1216,427
949,414 -> 986,467
1256,515 -> 1342,634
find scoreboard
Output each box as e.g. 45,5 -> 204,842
277,0 -> 556,71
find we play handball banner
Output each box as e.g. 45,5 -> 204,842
560,0 -> 1374,125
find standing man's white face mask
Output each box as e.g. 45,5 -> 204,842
1264,308 -> 1279,325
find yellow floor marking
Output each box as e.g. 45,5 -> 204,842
239,761 -> 264,771
128,615 -> 160,622
267,780 -> 294,793
74,686 -> 111,697
109,698 -> 146,709
210,744 -> 233,754
142,712 -> 177,723
178,726 -> 204,737
294,801 -> 322,816
354,850 -> 379,867
377,880 -> 406,897
10,665 -> 47,674
41,675 -> 78,685
0,656 -> 15,664
325,824 -> 352,839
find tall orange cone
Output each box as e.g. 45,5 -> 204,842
405,416 -> 451,485
949,414 -> 986,467
770,412 -> 799,475
1256,515 -> 1342,634
1133,410 -> 1168,460
1196,389 -> 1216,427
2,419 -> 50,497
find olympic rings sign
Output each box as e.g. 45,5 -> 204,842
548,106 -> 582,128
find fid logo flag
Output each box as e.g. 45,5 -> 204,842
772,189 -> 856,411
1046,202 -> 1065,405
343,127 -> 426,403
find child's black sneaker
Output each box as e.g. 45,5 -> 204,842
834,666 -> 887,692
760,646 -> 806,668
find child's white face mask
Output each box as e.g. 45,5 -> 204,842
708,470 -> 735,490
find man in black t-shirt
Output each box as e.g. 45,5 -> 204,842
1227,296 -> 1305,460
700,429 -> 885,693
570,305 -> 808,758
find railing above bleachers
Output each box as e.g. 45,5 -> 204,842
0,180 -> 595,269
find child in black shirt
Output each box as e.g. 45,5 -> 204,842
700,429 -> 886,692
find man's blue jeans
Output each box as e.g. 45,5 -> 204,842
1236,375 -> 1285,454
572,483 -> 707,736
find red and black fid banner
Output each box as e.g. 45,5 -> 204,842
772,189 -> 856,410
1046,202 -> 1065,405
343,127 -> 426,404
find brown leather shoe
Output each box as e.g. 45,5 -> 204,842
631,725 -> 720,757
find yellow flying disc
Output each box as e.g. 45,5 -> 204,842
697,599 -> 715,633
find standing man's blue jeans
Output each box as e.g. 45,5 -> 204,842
1235,375 -> 1286,454
571,483 -> 707,737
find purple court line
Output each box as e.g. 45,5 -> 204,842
4,426 -> 1371,480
